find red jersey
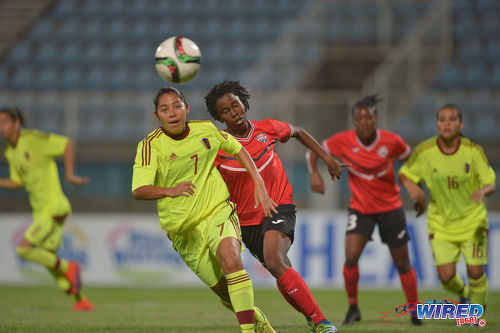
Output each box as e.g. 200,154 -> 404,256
322,129 -> 411,214
215,119 -> 294,226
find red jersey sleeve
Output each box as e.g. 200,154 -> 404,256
262,119 -> 292,143
322,133 -> 343,158
391,133 -> 411,161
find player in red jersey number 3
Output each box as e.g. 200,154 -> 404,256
205,80 -> 347,333
307,95 -> 421,326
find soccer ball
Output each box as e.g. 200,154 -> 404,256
154,36 -> 201,84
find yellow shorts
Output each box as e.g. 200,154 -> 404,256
169,202 -> 242,288
430,228 -> 488,266
25,212 -> 67,252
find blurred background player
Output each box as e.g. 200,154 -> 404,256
205,80 -> 345,333
307,95 -> 421,326
131,87 -> 277,333
399,104 -> 496,317
0,107 -> 92,311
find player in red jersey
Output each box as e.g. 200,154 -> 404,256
307,95 -> 421,326
205,80 -> 346,333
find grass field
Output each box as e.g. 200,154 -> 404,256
0,286 -> 499,332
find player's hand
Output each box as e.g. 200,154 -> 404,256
170,181 -> 196,198
469,189 -> 486,204
310,170 -> 326,194
253,181 -> 278,217
326,157 -> 350,184
66,174 -> 90,186
414,201 -> 426,217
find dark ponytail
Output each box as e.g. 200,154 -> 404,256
351,94 -> 382,117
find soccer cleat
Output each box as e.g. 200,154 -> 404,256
411,316 -> 423,326
65,261 -> 82,295
306,317 -> 315,333
314,319 -> 338,333
341,304 -> 361,325
253,306 -> 276,333
72,298 -> 93,311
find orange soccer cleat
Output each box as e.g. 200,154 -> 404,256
65,261 -> 82,295
73,298 -> 94,311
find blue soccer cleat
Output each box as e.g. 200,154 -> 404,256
314,319 -> 338,333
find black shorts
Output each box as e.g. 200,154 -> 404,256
241,204 -> 296,266
346,207 -> 410,247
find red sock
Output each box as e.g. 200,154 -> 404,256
277,267 -> 325,324
399,267 -> 418,304
276,280 -> 305,315
343,264 -> 359,306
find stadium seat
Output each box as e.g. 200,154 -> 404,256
463,63 -> 489,89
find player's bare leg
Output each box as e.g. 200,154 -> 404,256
437,263 -> 470,303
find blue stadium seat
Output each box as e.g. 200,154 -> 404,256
453,13 -> 479,38
35,67 -> 58,89
487,40 -> 500,61
51,0 -> 78,17
434,64 -> 463,90
456,38 -> 485,61
480,13 -> 500,37
29,19 -> 54,39
10,67 -> 34,90
5,42 -> 31,64
490,64 -> 500,88
34,43 -> 58,64
463,63 -> 489,89
56,19 -> 80,40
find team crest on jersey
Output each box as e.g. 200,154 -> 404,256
168,153 -> 179,161
24,151 -> 30,160
256,132 -> 268,143
201,138 -> 211,150
465,163 -> 470,173
378,145 -> 388,158
352,147 -> 360,153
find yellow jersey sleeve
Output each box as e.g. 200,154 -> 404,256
471,144 -> 496,187
132,139 -> 160,192
210,123 -> 242,156
36,131 -> 69,157
399,151 -> 423,184
5,150 -> 23,185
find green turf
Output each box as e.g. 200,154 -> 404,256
0,286 -> 498,332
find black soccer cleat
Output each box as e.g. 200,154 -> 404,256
341,304 -> 361,325
411,316 -> 423,326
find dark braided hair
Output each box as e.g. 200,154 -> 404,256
0,107 -> 25,126
153,86 -> 188,114
204,80 -> 250,121
351,94 -> 382,117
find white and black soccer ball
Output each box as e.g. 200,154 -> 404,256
154,36 -> 201,84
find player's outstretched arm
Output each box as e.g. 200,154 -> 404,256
132,181 -> 196,200
306,150 -> 326,194
234,147 -> 277,217
0,178 -> 23,190
64,140 -> 90,186
398,173 -> 426,217
292,126 -> 348,183
470,184 -> 496,204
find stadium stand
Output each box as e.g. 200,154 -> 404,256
0,0 -> 498,211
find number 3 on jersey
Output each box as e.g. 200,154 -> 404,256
347,214 -> 358,231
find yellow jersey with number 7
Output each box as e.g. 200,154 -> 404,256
132,120 -> 242,234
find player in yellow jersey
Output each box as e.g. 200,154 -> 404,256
132,87 -> 277,333
0,107 -> 93,311
399,104 -> 496,315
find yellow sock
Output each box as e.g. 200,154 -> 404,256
226,269 -> 254,332
46,267 -> 71,292
469,274 -> 488,309
441,274 -> 467,296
